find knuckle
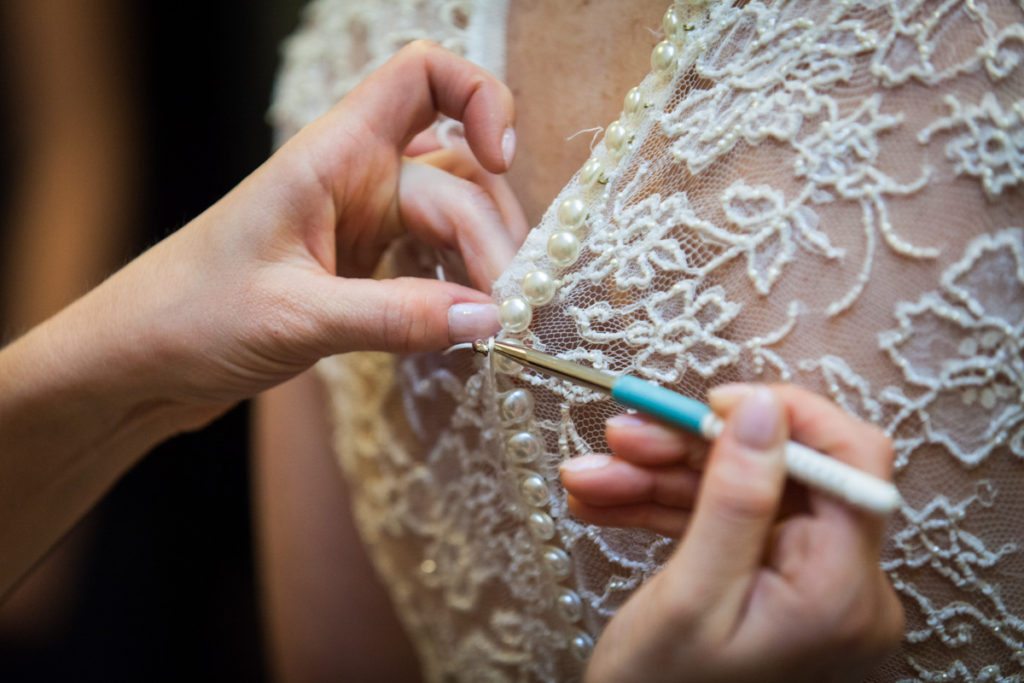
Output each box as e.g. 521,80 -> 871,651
381,289 -> 417,351
448,181 -> 502,239
253,280 -> 320,351
381,280 -> 436,351
456,179 -> 499,216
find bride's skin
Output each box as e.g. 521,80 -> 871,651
256,2 -> 903,682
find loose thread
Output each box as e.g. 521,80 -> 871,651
566,126 -> 604,152
442,342 -> 475,355
441,337 -> 498,411
485,336 -> 498,416
434,257 -> 448,282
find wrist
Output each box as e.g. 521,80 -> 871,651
0,302 -> 198,595
1,288 -> 200,462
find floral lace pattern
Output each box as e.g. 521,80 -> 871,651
919,93 -> 1024,198
273,1 -> 1024,681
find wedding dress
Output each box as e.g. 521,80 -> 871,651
271,1 -> 1024,680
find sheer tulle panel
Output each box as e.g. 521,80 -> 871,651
273,1 -> 1024,680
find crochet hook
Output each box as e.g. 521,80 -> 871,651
473,339 -> 902,516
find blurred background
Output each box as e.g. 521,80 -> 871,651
0,1 -> 304,679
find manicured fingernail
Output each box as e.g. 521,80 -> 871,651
731,388 -> 784,452
560,454 -> 611,472
709,383 -> 755,402
502,127 -> 516,168
448,303 -> 500,342
708,383 -> 756,413
607,413 -> 647,429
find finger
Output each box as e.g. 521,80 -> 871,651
666,387 -> 788,623
710,383 -> 895,541
342,41 -> 514,173
413,146 -> 530,244
773,385 -> 894,481
301,273 -> 500,353
605,413 -> 706,468
560,454 -> 700,508
709,383 -> 894,481
405,129 -> 442,156
567,495 -> 690,538
707,382 -> 756,415
771,384 -> 895,545
399,160 -> 518,289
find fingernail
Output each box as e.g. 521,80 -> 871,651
709,383 -> 755,401
607,413 -> 647,429
448,303 -> 500,342
731,388 -> 784,452
502,127 -> 516,168
560,454 -> 611,472
708,383 -> 756,413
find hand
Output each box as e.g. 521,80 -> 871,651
40,41 -> 524,427
560,384 -> 904,683
0,41 -> 525,596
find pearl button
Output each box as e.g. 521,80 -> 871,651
547,230 -> 581,267
527,511 -> 556,541
651,40 -> 678,74
542,546 -> 572,580
508,432 -> 542,464
500,389 -> 534,423
499,296 -> 532,333
520,474 -> 550,508
623,87 -> 644,116
579,158 -> 605,187
492,351 -> 522,375
557,196 -> 587,231
521,270 -> 556,306
555,588 -> 583,623
605,120 -> 629,153
662,6 -> 681,39
569,631 -> 595,661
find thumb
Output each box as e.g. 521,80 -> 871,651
665,387 -> 788,625
301,275 -> 500,354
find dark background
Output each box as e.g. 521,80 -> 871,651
0,1 -> 304,680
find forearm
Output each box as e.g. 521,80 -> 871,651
0,295 -> 187,597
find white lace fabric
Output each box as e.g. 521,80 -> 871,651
272,1 -> 1024,681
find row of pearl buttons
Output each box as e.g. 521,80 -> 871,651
493,3 -> 700,664
499,4 -> 690,335
500,386 -> 593,660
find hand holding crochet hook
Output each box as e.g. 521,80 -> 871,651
474,340 -> 905,682
567,382 -> 905,681
476,339 -> 902,516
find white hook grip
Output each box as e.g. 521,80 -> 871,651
701,415 -> 901,516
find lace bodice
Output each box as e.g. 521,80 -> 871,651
272,1 -> 1024,681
